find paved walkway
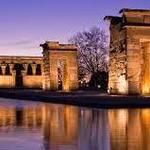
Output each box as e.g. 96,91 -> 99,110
0,89 -> 150,108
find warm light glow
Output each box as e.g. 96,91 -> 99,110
117,110 -> 128,126
141,109 -> 150,121
108,110 -> 128,128
142,85 -> 150,95
141,42 -> 150,95
118,75 -> 128,94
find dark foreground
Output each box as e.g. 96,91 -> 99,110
0,89 -> 150,108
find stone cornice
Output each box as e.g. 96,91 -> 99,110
119,8 -> 150,14
40,41 -> 77,51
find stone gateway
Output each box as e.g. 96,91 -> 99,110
41,41 -> 78,91
0,41 -> 79,91
105,8 -> 150,95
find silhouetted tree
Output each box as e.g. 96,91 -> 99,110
89,71 -> 108,91
69,26 -> 108,90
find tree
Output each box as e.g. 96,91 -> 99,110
69,26 -> 108,90
89,71 -> 108,91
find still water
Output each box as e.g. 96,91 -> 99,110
0,98 -> 149,150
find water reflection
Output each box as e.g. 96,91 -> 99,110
0,98 -> 149,150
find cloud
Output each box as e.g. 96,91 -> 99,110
0,40 -> 32,46
11,40 -> 32,46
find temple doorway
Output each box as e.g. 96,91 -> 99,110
57,60 -> 68,91
57,60 -> 64,91
58,67 -> 63,90
14,64 -> 24,88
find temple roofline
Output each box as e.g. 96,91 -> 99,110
40,41 -> 77,51
123,23 -> 150,27
104,16 -> 121,21
0,55 -> 42,60
119,8 -> 150,14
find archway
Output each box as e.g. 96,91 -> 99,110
57,60 -> 68,91
14,64 -> 24,88
41,41 -> 78,91
36,64 -> 42,75
0,67 -> 2,75
27,64 -> 33,75
57,67 -> 63,90
5,65 -> 11,75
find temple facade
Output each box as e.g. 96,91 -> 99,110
0,56 -> 43,88
41,41 -> 78,91
105,8 -> 150,95
0,41 -> 79,91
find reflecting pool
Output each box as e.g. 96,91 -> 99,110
0,98 -> 149,150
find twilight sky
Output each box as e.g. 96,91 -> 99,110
0,0 -> 149,56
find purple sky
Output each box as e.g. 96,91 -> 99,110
0,0 -> 149,56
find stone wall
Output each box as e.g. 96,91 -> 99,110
0,56 -> 43,88
0,42 -> 79,91
105,8 -> 150,95
0,76 -> 14,88
41,41 -> 78,91
23,76 -> 42,88
105,16 -> 127,94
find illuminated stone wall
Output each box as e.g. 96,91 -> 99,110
0,56 -> 43,88
41,41 -> 78,91
105,8 -> 150,95
0,42 -> 78,91
0,76 -> 14,88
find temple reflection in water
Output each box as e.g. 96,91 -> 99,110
0,99 -> 149,150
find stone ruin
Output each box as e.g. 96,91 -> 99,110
105,8 -> 150,95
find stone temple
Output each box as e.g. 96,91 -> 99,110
105,8 -> 150,95
0,41 -> 78,91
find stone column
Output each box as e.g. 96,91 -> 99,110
9,64 -> 15,88
1,65 -> 6,75
32,64 -> 37,75
49,59 -> 58,91
23,64 -> 28,75
21,70 -> 26,77
9,64 -> 14,75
